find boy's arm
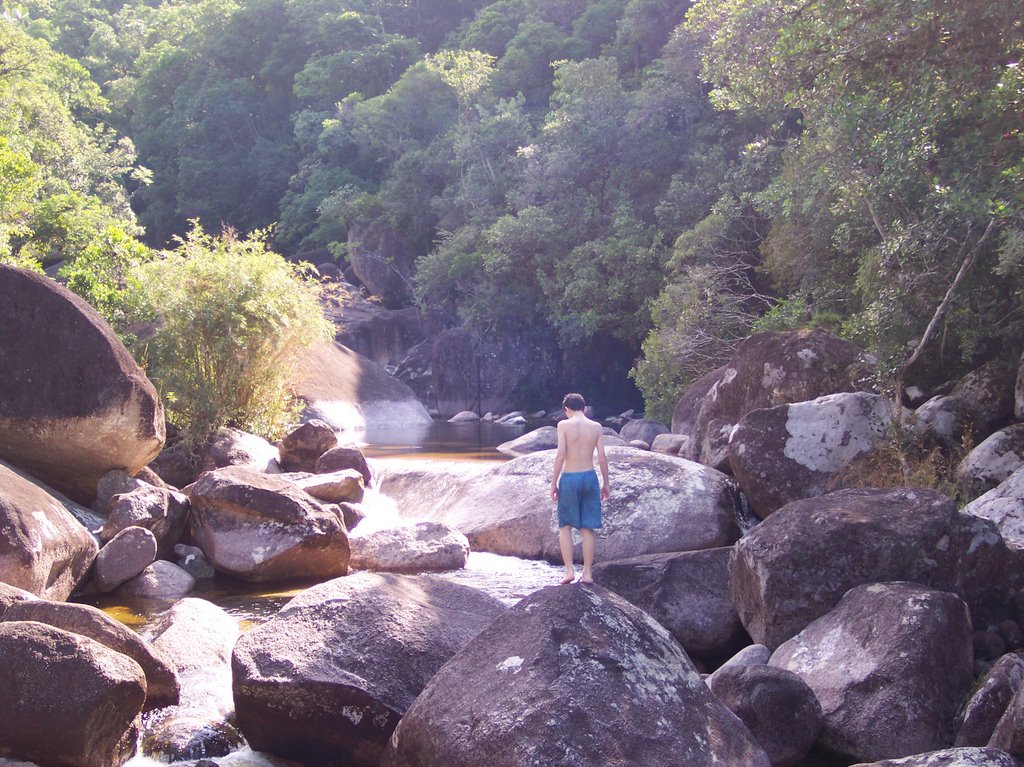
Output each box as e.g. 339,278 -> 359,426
596,431 -> 610,500
551,423 -> 566,500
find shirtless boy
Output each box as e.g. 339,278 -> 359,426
550,392 -> 610,584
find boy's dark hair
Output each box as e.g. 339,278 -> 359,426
562,392 -> 586,412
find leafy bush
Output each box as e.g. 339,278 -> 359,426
131,224 -> 334,446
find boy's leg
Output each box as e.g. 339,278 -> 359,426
559,525 -> 576,583
580,528 -> 596,583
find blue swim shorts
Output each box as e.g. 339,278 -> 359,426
557,469 -> 602,530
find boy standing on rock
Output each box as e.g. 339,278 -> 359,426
550,392 -> 610,584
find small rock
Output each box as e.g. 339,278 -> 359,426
651,433 -> 686,455
119,560 -> 196,598
174,544 -> 216,580
292,469 -> 365,504
448,410 -> 480,423
350,522 -> 470,573
706,645 -> 772,689
94,526 -> 158,593
620,418 -> 669,445
709,664 -> 823,767
315,444 -> 372,486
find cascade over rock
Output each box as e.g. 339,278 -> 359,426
291,341 -> 431,431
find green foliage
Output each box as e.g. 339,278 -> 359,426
687,0 -> 1024,386
132,224 -> 334,444
58,224 -> 150,330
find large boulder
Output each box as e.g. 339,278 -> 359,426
0,462 -> 98,600
0,265 -> 165,504
731,487 -> 1017,649
957,425 -> 1024,492
378,447 -> 741,562
672,365 -> 729,461
850,749 -> 1021,766
291,341 -> 432,432
232,572 -> 506,767
0,621 -> 146,767
952,359 -> 1018,432
963,467 -> 1024,550
592,547 -> 746,660
189,465 -> 350,582
692,330 -> 869,471
496,425 -> 557,456
771,582 -> 974,762
729,391 -> 893,518
2,599 -> 179,710
956,653 -> 1024,747
708,664 -> 823,767
349,522 -> 469,573
381,584 -> 770,767
619,418 -> 669,445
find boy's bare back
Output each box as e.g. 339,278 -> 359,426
558,414 -> 604,472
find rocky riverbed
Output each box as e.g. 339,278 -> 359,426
4,263 -> 1024,767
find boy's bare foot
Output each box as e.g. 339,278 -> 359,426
579,572 -> 594,584
560,572 -> 576,585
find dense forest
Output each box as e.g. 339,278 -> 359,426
2,0 -> 1022,422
